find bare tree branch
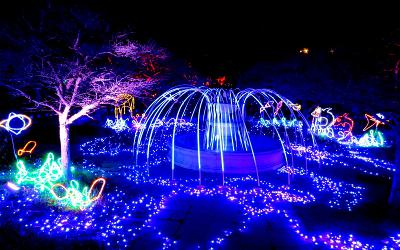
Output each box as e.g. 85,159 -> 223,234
69,77 -> 81,105
66,102 -> 98,125
1,83 -> 61,114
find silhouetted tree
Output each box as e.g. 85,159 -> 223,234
0,1 -> 171,178
4,34 -> 167,177
383,28 -> 400,89
389,115 -> 400,207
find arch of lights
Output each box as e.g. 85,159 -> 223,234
133,86 -> 317,186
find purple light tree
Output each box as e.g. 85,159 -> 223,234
3,33 -> 168,178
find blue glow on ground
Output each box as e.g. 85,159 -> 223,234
0,87 -> 398,249
1,125 -> 398,249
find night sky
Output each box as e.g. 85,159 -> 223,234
1,1 -> 399,76
104,2 -> 398,72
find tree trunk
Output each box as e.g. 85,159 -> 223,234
59,121 -> 72,180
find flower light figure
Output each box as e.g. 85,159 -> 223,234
354,113 -> 386,147
14,152 -> 106,210
357,130 -> 385,147
132,113 -> 146,129
16,152 -> 64,191
50,177 -> 106,210
104,118 -> 130,133
310,107 -> 335,138
105,94 -> 140,132
258,117 -> 303,129
333,113 -> 355,144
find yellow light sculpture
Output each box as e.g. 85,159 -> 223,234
114,94 -> 135,119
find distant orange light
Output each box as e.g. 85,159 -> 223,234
299,48 -> 309,54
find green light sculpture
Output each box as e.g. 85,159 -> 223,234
14,152 -> 106,210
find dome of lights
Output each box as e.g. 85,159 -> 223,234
133,86 -> 316,185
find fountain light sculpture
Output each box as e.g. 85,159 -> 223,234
133,86 -> 316,186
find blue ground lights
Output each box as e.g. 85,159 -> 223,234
1,156 -> 400,249
1,88 -> 399,249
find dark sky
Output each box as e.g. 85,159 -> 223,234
104,2 -> 397,48
100,1 -> 399,71
1,1 -> 399,75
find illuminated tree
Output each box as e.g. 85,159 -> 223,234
2,33 -> 167,178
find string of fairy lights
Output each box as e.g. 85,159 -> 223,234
0,95 -> 398,249
2,174 -> 399,249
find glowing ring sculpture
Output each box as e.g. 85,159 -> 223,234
0,112 -> 32,135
